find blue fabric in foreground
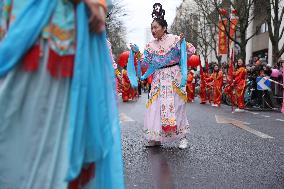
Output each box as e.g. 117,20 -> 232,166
0,0 -> 57,76
0,0 -> 124,187
66,3 -> 124,188
127,49 -> 138,88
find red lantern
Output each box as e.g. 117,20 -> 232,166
219,8 -> 227,16
117,51 -> 138,68
187,55 -> 200,68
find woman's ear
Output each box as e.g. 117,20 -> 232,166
163,27 -> 167,33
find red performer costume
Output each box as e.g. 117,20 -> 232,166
186,70 -> 195,102
207,65 -> 223,107
199,68 -> 207,104
122,68 -> 136,102
233,60 -> 247,110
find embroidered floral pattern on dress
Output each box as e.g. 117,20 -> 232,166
146,64 -> 188,134
143,125 -> 190,138
48,0 -> 76,55
147,67 -> 187,109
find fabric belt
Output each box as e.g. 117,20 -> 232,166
159,63 -> 179,70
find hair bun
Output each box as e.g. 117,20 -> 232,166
152,3 -> 165,20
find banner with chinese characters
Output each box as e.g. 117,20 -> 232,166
229,18 -> 238,44
218,20 -> 227,54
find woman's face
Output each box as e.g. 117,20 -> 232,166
151,21 -> 166,39
238,59 -> 243,67
214,65 -> 219,71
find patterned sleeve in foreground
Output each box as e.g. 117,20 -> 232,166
73,0 -> 108,11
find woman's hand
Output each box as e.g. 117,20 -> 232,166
130,43 -> 139,53
84,0 -> 106,33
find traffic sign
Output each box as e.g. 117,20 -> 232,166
257,77 -> 271,90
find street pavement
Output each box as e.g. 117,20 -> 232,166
118,93 -> 284,189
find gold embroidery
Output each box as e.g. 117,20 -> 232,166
146,90 -> 160,108
172,84 -> 187,102
50,24 -> 75,41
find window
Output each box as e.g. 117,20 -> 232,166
257,22 -> 268,35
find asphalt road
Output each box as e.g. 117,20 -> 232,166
118,93 -> 284,189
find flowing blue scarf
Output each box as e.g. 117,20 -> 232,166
127,38 -> 188,88
0,0 -> 57,75
0,1 -> 124,188
126,49 -> 138,88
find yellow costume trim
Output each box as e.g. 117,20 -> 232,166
173,84 -> 187,102
50,24 -> 75,41
136,51 -> 143,60
146,90 -> 160,108
115,69 -> 121,77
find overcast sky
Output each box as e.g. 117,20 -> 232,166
120,0 -> 182,49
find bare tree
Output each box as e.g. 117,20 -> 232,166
265,0 -> 284,64
106,0 -> 128,60
170,0 -> 222,64
194,0 -> 267,62
171,2 -> 198,48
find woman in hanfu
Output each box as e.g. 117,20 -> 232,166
0,0 -> 124,189
128,3 -> 195,149
108,39 -> 121,95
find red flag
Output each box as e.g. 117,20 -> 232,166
227,48 -> 234,82
218,20 -> 228,54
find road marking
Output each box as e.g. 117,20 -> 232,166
215,115 -> 273,139
246,111 -> 260,115
261,115 -> 270,118
276,119 -> 284,122
120,113 -> 135,123
243,122 -> 251,125
251,112 -> 259,115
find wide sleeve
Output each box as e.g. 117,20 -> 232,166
179,38 -> 188,87
140,49 -> 154,80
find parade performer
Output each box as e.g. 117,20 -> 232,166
207,64 -> 223,107
128,3 -> 195,149
108,40 -> 121,95
199,67 -> 207,104
205,72 -> 214,104
204,61 -> 213,104
233,59 -> 247,112
0,1 -> 124,189
186,70 -> 195,102
121,67 -> 136,102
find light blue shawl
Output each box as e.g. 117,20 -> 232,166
0,1 -> 124,188
127,39 -> 188,88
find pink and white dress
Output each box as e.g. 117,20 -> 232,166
107,40 -> 120,94
143,34 -> 195,142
